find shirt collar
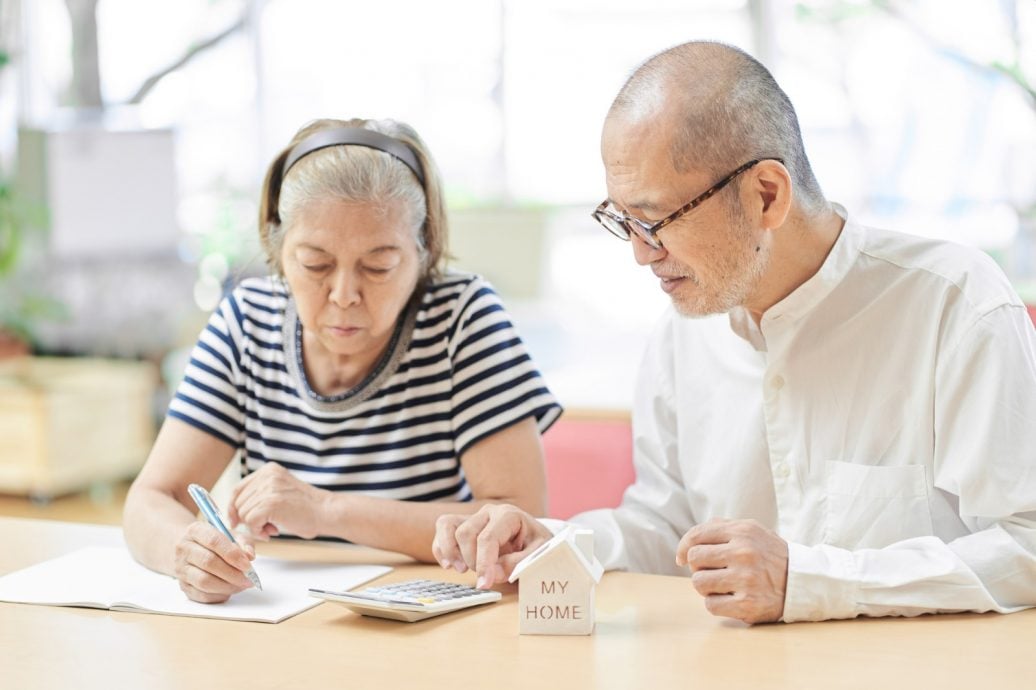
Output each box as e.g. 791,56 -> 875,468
728,203 -> 862,348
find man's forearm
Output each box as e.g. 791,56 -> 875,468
782,524 -> 1036,622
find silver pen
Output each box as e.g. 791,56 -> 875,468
187,483 -> 263,591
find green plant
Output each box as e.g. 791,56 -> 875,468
0,49 -> 64,349
0,182 -> 18,274
0,178 -> 63,346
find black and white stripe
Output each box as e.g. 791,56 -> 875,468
168,273 -> 561,502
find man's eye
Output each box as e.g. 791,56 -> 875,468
364,266 -> 393,275
303,264 -> 330,272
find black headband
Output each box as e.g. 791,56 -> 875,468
281,127 -> 425,185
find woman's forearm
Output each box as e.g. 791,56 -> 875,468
123,486 -> 198,576
122,418 -> 239,576
317,493 -> 538,562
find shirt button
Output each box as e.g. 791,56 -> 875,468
770,375 -> 785,390
774,462 -> 791,478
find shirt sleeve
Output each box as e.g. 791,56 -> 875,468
165,291 -> 248,449
784,304 -> 1036,622
447,278 -> 562,457
570,311 -> 695,576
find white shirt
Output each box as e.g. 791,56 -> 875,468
570,207 -> 1036,622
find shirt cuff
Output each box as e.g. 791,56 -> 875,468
538,518 -> 569,535
783,542 -> 862,622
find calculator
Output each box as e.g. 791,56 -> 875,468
309,579 -> 502,622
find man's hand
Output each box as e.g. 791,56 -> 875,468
432,504 -> 552,588
676,518 -> 788,624
227,462 -> 331,540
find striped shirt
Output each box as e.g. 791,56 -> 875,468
168,272 -> 562,502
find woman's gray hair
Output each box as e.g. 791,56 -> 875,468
610,41 -> 828,216
258,118 -> 449,282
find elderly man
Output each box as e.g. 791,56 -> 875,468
432,41 -> 1036,624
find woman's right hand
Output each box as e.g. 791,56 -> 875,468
173,521 -> 258,603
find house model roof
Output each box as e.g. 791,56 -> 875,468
508,526 -> 604,584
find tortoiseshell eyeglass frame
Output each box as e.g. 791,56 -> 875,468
591,157 -> 785,250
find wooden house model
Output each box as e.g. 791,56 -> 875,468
508,526 -> 603,635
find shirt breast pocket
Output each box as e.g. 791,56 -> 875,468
823,461 -> 933,549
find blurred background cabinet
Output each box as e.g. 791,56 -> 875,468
0,357 -> 157,501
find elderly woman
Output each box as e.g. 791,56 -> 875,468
124,118 -> 561,603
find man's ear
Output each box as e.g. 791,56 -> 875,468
752,160 -> 792,229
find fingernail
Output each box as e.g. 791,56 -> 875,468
439,560 -> 450,569
476,575 -> 488,589
452,560 -> 467,573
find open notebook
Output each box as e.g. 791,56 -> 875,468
0,546 -> 391,623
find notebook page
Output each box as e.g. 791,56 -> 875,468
0,546 -> 139,608
0,546 -> 391,623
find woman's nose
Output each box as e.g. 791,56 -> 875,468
328,270 -> 361,308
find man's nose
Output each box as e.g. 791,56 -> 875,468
631,233 -> 666,266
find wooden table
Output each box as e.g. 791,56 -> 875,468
0,518 -> 1032,689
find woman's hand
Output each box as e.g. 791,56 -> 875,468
173,521 -> 257,603
432,504 -> 553,588
227,462 -> 332,540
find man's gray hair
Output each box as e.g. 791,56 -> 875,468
610,41 -> 827,215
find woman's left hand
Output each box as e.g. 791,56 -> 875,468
227,462 -> 331,540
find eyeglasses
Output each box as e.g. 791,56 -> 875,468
591,158 -> 784,250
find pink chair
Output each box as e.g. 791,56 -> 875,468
1028,305 -> 1036,328
542,413 -> 635,519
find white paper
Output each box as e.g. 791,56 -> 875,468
0,546 -> 391,623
